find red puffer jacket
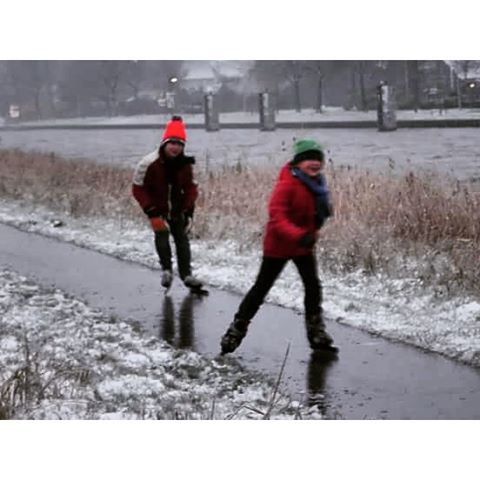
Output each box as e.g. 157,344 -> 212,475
132,149 -> 198,218
263,163 -> 318,258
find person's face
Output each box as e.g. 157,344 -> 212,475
164,140 -> 184,158
296,158 -> 324,177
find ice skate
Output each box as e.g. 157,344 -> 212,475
161,270 -> 173,293
220,316 -> 250,354
306,314 -> 338,353
183,275 -> 209,296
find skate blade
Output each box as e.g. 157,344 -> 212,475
189,287 -> 209,296
312,344 -> 339,354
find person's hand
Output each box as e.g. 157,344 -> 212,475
299,233 -> 316,248
144,206 -> 168,232
184,215 -> 193,234
183,209 -> 194,234
299,230 -> 321,248
149,216 -> 169,232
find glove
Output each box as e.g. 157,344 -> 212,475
144,206 -> 169,232
299,233 -> 316,248
149,216 -> 169,232
184,216 -> 193,234
183,155 -> 196,165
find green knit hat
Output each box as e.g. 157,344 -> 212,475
291,139 -> 325,164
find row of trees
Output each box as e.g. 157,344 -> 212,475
0,61 -> 184,119
253,60 -> 480,113
0,60 -> 479,120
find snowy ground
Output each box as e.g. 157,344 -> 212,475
1,198 -> 479,369
0,266 -> 317,420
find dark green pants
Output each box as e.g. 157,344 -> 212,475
154,216 -> 192,280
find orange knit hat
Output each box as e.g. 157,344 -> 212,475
161,115 -> 187,145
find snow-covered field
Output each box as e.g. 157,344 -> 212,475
0,266 -> 316,420
1,198 -> 479,370
1,122 -> 479,184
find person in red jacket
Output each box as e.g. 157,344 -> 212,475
132,115 -> 203,291
221,139 -> 336,354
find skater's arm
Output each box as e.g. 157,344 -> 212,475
132,184 -> 156,213
132,151 -> 158,214
268,181 -> 307,244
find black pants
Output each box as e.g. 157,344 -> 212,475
154,216 -> 192,280
236,255 -> 322,321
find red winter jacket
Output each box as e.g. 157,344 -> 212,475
263,163 -> 319,258
132,149 -> 198,218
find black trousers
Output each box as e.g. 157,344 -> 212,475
154,216 -> 192,280
236,255 -> 322,321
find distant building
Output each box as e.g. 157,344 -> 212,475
180,61 -> 253,94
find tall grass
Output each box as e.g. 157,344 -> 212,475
0,149 -> 137,218
1,148 -> 479,295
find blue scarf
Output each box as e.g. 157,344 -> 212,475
291,167 -> 332,228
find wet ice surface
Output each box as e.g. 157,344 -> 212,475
1,127 -> 480,182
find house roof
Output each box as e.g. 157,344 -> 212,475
181,61 -> 253,82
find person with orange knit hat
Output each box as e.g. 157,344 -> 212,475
132,115 -> 204,292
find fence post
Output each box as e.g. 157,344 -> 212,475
259,91 -> 276,131
377,82 -> 397,131
204,93 -> 220,131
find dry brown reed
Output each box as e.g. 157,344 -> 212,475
1,148 -> 478,295
0,148 -> 138,219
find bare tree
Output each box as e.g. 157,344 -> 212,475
0,61 -> 56,118
310,62 -> 326,113
301,61 -> 340,113
57,61 -> 103,116
124,61 -> 147,99
283,61 -> 305,112
357,61 -> 368,111
408,60 -> 421,112
97,61 -> 125,116
249,61 -> 285,111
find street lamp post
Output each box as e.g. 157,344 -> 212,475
204,91 -> 219,131
166,76 -> 178,113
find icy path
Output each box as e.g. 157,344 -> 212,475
0,199 -> 479,368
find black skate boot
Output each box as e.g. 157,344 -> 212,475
183,275 -> 209,295
220,316 -> 250,355
161,270 -> 173,291
305,313 -> 338,353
